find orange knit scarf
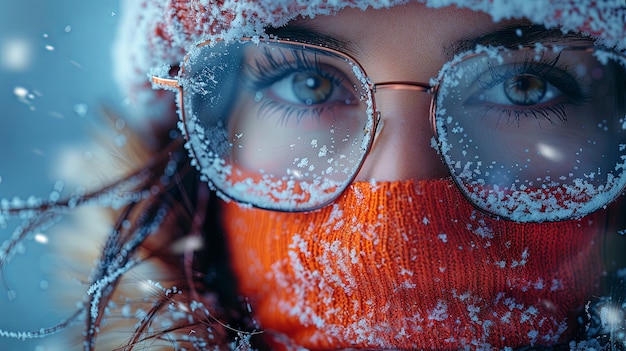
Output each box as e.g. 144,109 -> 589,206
221,179 -> 606,350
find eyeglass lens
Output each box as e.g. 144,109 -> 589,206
435,46 -> 626,221
181,40 -> 374,211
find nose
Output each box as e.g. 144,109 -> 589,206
354,89 -> 449,182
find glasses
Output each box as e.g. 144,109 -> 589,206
152,37 -> 626,222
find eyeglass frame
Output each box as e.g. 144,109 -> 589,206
151,37 -> 624,222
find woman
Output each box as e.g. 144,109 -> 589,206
2,0 -> 626,350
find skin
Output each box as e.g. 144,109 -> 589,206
285,3 -> 526,182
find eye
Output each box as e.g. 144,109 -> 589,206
478,71 -> 562,107
268,70 -> 336,105
293,72 -> 334,105
503,74 -> 547,106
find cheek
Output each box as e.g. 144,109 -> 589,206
228,98 -> 366,175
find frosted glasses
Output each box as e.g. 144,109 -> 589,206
154,38 -> 626,222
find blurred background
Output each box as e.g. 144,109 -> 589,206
1,0 -> 123,349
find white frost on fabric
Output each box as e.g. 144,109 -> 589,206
258,195 -> 576,349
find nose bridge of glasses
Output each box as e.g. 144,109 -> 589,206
355,82 -> 448,182
370,80 -> 437,147
372,81 -> 434,94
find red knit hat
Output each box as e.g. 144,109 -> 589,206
112,0 -> 626,122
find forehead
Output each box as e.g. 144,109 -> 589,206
276,3 -> 527,81
289,4 -> 502,55
272,4 -> 595,83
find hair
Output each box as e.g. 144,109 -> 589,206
0,109 -> 268,351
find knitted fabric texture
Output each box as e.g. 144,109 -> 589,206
113,0 -> 626,120
222,179 -> 606,350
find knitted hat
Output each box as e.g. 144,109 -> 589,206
112,0 -> 626,122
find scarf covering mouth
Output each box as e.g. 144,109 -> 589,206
221,179 -> 606,350
112,0 -> 626,121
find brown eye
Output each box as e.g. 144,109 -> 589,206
504,74 -> 547,105
292,72 -> 334,105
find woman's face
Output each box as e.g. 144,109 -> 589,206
219,3 -> 626,351
226,1 -> 622,186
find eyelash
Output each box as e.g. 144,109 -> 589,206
244,45 -> 595,129
478,53 -> 592,124
244,48 -> 345,126
256,98 -> 325,126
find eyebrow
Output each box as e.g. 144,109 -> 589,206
265,25 -> 360,57
266,23 -> 593,62
446,24 -> 594,58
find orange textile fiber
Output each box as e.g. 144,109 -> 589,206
222,179 -> 606,350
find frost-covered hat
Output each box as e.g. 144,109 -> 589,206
112,0 -> 626,122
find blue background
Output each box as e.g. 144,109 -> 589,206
1,0 -> 123,349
